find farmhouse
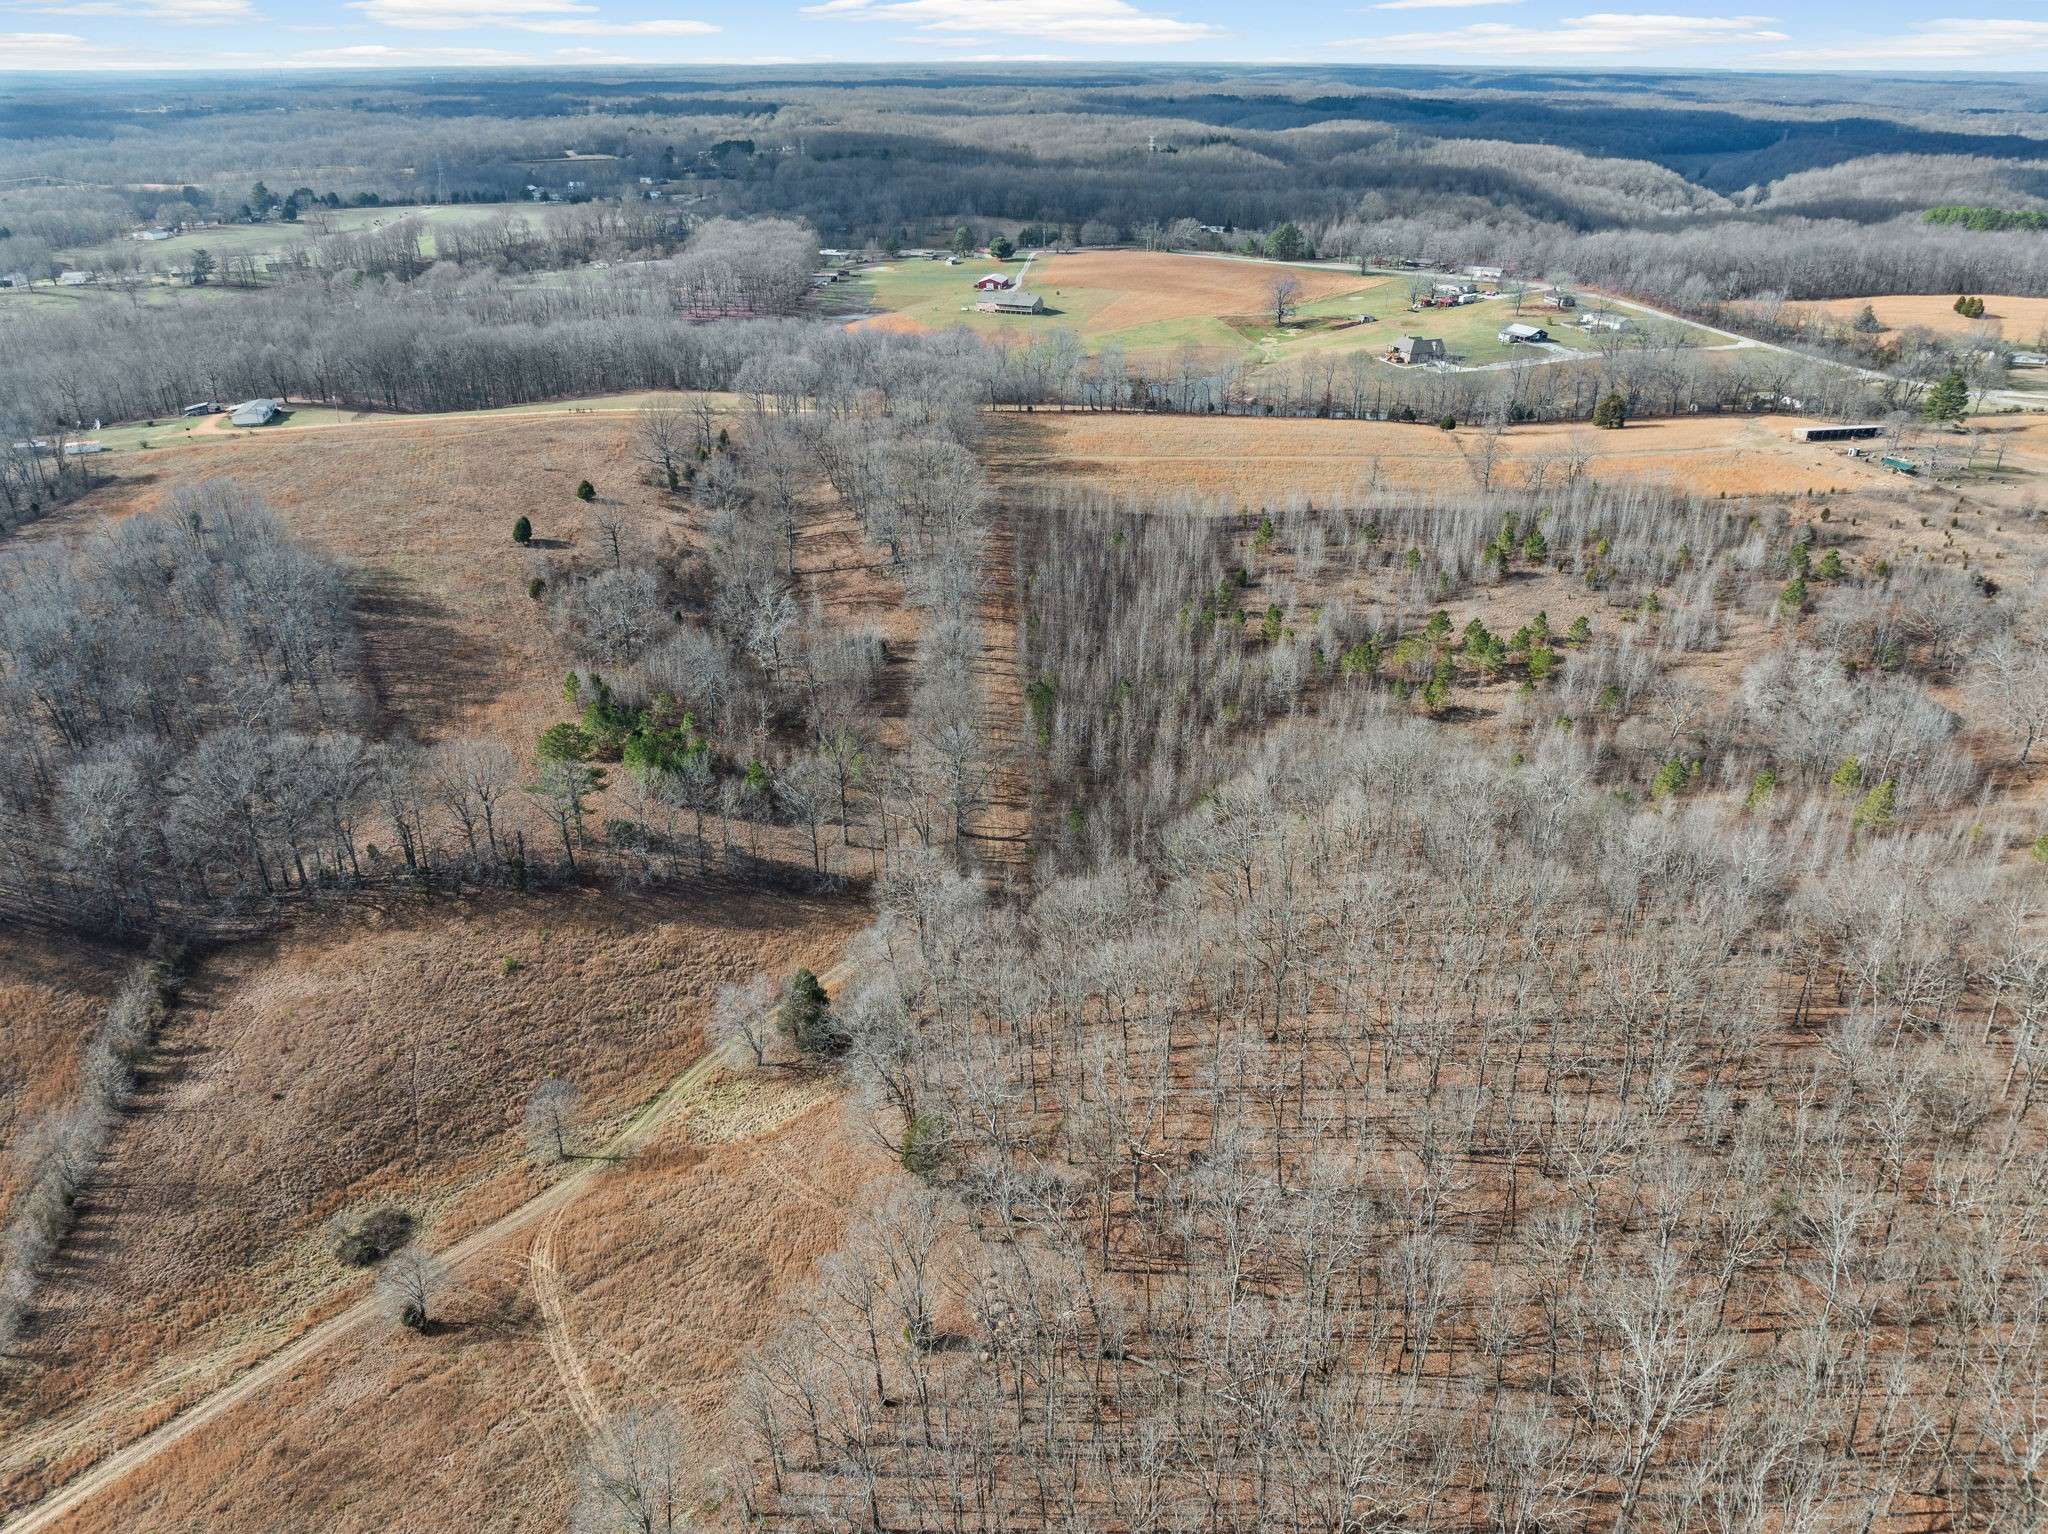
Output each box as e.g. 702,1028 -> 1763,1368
56,270 -> 94,287
1466,264 -> 1505,282
1389,336 -> 1446,365
2010,351 -> 2048,368
180,401 -> 223,417
973,274 -> 1014,291
1544,291 -> 1577,309
1499,322 -> 1549,344
0,273 -> 27,290
1579,313 -> 1629,331
229,398 -> 283,427
978,292 -> 1045,315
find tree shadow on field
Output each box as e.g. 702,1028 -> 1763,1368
981,414 -> 1066,485
353,573 -> 500,742
443,1277 -> 544,1345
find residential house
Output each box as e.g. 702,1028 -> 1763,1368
1389,336 -> 1446,365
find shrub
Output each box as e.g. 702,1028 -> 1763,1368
537,722 -> 596,763
1593,390 -> 1628,429
1650,758 -> 1689,801
777,967 -> 846,1057
1745,768 -> 1777,811
575,480 -> 595,502
1853,778 -> 1897,831
334,1206 -> 414,1268
1923,369 -> 1969,423
900,1112 -> 947,1178
527,576 -> 546,600
1438,415 -> 1458,432
513,515 -> 532,545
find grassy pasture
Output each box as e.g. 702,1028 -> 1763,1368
52,203 -> 532,273
847,248 -> 1715,371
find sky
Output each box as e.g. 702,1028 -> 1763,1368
6,0 -> 2048,73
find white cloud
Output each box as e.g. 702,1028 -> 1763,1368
346,0 -> 714,35
1370,0 -> 1521,10
1,26 -> 92,53
7,0 -> 253,21
1764,18 -> 2048,63
517,16 -> 715,32
806,0 -> 1220,45
290,39 -> 543,61
1337,11 -> 1786,57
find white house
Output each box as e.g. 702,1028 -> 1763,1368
56,270 -> 94,287
230,398 -> 282,427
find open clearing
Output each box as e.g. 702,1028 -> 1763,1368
0,937 -> 123,1220
33,411 -> 684,767
987,410 -> 1891,500
54,203 -> 531,272
1773,291 -> 2048,342
850,248 -> 1717,369
0,889 -> 867,1516
35,1071 -> 896,1534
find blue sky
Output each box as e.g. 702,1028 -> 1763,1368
6,0 -> 2048,72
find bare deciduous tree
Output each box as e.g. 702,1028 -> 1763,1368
523,1077 -> 580,1164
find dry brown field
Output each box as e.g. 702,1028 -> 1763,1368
34,411 -> 692,768
989,410 -> 1887,500
0,937 -> 124,1217
1032,249 -> 1375,329
52,1074 -> 899,1534
1775,291 -> 2048,340
30,401 -> 921,825
0,888 -> 866,1512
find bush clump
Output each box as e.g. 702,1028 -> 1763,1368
777,967 -> 846,1057
335,1206 -> 416,1268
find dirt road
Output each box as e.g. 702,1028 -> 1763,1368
0,958 -> 852,1534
